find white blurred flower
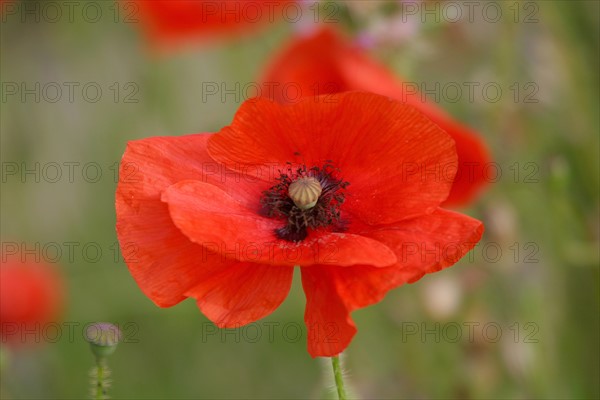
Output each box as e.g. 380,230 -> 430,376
501,336 -> 535,379
485,199 -> 518,242
420,273 -> 462,319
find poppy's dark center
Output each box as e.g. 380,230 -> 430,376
260,163 -> 349,242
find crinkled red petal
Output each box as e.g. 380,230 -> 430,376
300,208 -> 483,357
208,92 -> 457,225
261,26 -> 492,207
161,180 -> 398,267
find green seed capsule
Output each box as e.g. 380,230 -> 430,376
288,177 -> 322,210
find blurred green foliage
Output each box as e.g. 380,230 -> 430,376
1,0 -> 598,398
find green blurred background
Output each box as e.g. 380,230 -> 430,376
1,0 -> 598,398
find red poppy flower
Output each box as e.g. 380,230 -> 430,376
260,26 -> 492,206
0,253 -> 64,345
116,92 -> 483,357
132,0 -> 294,49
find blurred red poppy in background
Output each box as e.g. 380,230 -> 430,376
0,251 -> 64,346
260,26 -> 492,207
116,92 -> 483,357
132,0 -> 294,49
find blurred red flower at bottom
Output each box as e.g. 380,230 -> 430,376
0,253 -> 64,346
116,92 -> 483,357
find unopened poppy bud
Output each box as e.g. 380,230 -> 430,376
288,177 -> 322,210
85,322 -> 121,358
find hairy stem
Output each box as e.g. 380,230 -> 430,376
331,356 -> 347,400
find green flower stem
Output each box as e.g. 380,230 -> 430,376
331,356 -> 347,400
85,322 -> 120,399
91,356 -> 109,400
96,358 -> 104,400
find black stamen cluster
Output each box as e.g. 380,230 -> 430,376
260,162 -> 349,242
